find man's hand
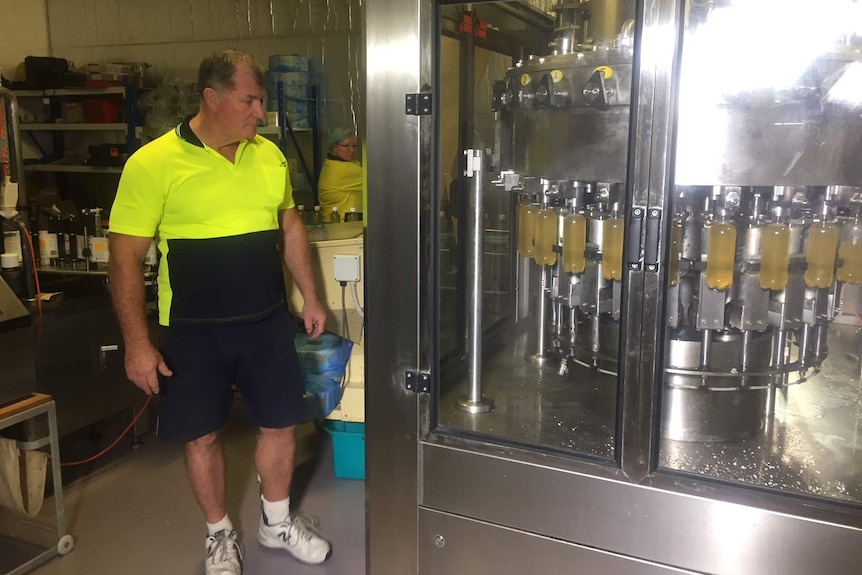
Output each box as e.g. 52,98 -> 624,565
124,342 -> 173,395
303,299 -> 327,339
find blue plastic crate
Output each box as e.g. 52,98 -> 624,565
323,421 -> 365,480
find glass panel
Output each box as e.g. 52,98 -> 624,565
660,0 -> 862,503
436,1 -> 637,459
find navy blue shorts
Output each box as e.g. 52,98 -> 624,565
156,307 -> 308,442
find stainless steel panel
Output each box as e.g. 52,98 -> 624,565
419,507 -> 699,575
365,1 -> 427,574
422,443 -> 862,575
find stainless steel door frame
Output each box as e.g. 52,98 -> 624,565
365,1 -> 434,575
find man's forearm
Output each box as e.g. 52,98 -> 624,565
282,223 -> 320,305
109,258 -> 150,348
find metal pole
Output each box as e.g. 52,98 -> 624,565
457,149 -> 494,414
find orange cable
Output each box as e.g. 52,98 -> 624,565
59,394 -> 153,467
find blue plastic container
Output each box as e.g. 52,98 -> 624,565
295,333 -> 353,383
268,54 -> 310,72
323,421 -> 365,480
304,374 -> 342,419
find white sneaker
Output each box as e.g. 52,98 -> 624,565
258,511 -> 332,565
205,530 -> 243,575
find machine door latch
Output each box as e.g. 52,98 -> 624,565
644,208 -> 662,272
405,93 -> 433,116
627,207 -> 645,271
406,371 -> 431,394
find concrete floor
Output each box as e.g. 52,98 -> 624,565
3,403 -> 365,575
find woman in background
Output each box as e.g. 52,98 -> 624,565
318,127 -> 363,219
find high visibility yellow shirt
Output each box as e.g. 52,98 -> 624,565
110,118 -> 294,326
318,157 -> 363,217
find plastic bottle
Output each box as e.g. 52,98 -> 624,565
536,209 -> 558,265
602,217 -> 624,280
562,212 -> 586,274
297,204 -> 306,223
759,222 -> 791,290
705,221 -> 737,289
330,207 -> 341,223
345,207 -> 360,222
804,222 -> 839,288
838,218 -> 862,284
312,205 -> 324,225
517,203 -> 538,259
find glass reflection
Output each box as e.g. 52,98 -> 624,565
661,0 -> 862,503
436,1 -> 636,459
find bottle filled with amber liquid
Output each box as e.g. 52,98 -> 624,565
517,202 -> 538,259
838,215 -> 862,284
705,214 -> 737,290
760,221 -> 791,290
805,220 -> 839,288
602,211 -> 624,281
562,212 -> 587,274
536,208 -> 559,265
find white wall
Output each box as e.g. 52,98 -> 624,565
44,0 -> 363,134
0,0 -> 50,76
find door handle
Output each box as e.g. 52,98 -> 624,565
100,344 -> 119,371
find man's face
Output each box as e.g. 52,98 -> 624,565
332,136 -> 358,161
212,63 -> 266,141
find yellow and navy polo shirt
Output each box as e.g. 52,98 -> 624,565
110,118 -> 294,326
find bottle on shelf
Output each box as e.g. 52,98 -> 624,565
0,253 -> 25,298
330,207 -> 341,224
297,204 -> 306,224
312,205 -> 324,225
705,215 -> 737,290
345,207 -> 360,222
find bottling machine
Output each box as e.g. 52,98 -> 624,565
366,1 -> 862,574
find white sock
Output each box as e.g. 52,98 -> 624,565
261,495 -> 291,525
206,514 -> 233,536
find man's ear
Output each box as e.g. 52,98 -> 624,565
202,87 -> 221,111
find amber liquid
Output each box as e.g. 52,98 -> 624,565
805,223 -> 839,288
602,218 -> 624,280
536,209 -> 559,265
517,204 -> 538,258
562,213 -> 587,274
705,222 -> 736,289
669,220 -> 682,286
838,224 -> 862,284
759,223 -> 791,290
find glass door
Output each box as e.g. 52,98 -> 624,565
433,0 -> 639,463
658,0 -> 862,505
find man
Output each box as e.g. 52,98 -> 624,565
109,49 -> 331,575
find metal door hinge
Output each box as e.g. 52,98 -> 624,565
405,93 -> 432,116
406,371 -> 431,393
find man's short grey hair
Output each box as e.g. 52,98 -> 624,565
197,49 -> 265,99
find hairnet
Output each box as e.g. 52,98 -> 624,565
328,127 -> 357,149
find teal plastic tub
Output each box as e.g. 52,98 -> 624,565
323,421 -> 365,480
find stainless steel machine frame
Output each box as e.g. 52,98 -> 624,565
366,1 -> 862,575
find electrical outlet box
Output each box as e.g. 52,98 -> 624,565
334,254 -> 361,282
